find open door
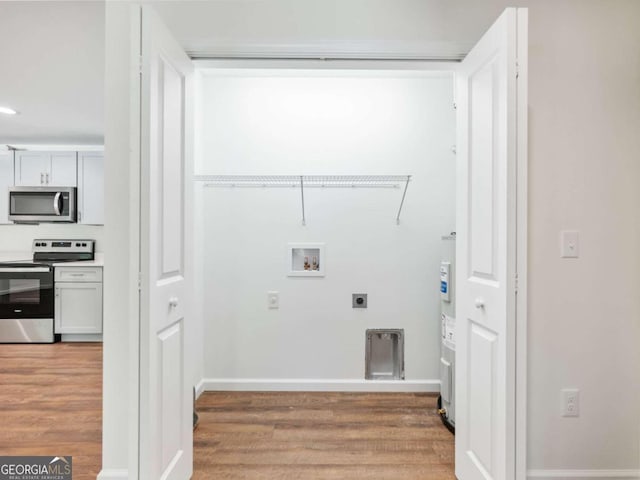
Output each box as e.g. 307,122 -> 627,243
455,8 -> 527,480
138,6 -> 194,480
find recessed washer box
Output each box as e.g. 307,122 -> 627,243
365,329 -> 405,380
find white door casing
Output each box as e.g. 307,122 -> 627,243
455,8 -> 527,480
139,6 -> 194,480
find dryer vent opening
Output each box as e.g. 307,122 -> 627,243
365,329 -> 405,380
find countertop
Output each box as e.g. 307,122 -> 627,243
53,253 -> 104,267
0,252 -> 104,267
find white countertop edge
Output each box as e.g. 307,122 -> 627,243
54,253 -> 103,267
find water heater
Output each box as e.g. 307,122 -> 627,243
438,234 -> 456,432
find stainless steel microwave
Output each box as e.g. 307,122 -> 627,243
8,186 -> 77,223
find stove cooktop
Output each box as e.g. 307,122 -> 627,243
0,239 -> 96,268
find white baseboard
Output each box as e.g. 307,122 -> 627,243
195,378 -> 206,399
61,334 -> 102,342
97,469 -> 129,480
528,469 -> 640,480
200,378 -> 440,393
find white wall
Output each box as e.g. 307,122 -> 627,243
525,0 -> 640,476
198,71 -> 455,390
0,225 -> 105,253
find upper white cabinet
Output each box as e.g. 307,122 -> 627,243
14,151 -> 77,187
77,152 -> 104,225
0,152 -> 14,224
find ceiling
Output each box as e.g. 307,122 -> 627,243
0,1 -> 105,145
0,0 -> 512,145
152,0 -> 505,60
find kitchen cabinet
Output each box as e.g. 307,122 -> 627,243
14,151 -> 77,187
54,266 -> 103,338
0,151 -> 13,224
77,152 -> 104,224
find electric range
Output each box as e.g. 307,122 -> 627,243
0,239 -> 95,343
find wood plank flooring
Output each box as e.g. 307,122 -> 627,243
0,343 -> 455,480
0,343 -> 102,480
194,391 -> 455,480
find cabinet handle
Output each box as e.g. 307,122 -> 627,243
41,173 -> 44,184
46,173 -> 49,184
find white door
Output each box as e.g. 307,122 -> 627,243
139,6 -> 194,480
455,8 -> 527,480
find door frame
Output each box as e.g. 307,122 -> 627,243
193,54 -> 528,479
102,6 -> 527,479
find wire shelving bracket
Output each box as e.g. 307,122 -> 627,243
194,174 -> 412,225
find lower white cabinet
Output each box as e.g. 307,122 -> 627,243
54,267 -> 103,336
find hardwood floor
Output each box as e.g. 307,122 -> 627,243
0,344 -> 455,480
0,342 -> 102,480
194,392 -> 455,480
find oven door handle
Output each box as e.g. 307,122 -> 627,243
0,267 -> 51,273
53,192 -> 62,216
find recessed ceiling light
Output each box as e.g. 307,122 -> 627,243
0,106 -> 18,115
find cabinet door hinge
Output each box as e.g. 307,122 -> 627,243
514,273 -> 519,294
516,61 -> 520,79
137,272 -> 142,291
138,55 -> 143,75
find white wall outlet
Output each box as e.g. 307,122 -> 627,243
561,230 -> 579,258
267,291 -> 279,309
561,388 -> 580,417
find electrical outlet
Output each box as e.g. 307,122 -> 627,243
562,389 -> 580,417
267,291 -> 279,309
352,293 -> 367,308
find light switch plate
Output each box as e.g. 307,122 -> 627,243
267,291 -> 279,309
561,230 -> 579,258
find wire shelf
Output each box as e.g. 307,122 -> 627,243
193,174 -> 412,225
195,174 -> 409,188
